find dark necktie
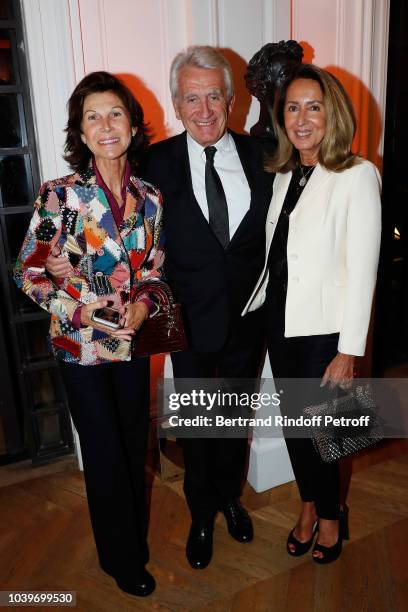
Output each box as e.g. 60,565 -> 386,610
204,146 -> 230,249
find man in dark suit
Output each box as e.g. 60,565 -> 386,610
143,46 -> 273,569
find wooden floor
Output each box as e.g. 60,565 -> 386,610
0,445 -> 407,612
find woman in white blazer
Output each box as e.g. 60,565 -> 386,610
243,64 -> 381,563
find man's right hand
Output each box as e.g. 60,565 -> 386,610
46,246 -> 72,278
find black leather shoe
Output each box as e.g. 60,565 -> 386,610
114,569 -> 156,597
186,520 -> 214,569
223,500 -> 253,543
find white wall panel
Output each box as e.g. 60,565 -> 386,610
266,0 -> 291,45
292,0 -> 389,168
76,0 -> 290,138
191,0 -> 219,45
77,0 -> 172,141
21,0 -> 76,180
217,0 -> 264,55
23,0 -> 388,201
191,0 -> 290,134
292,0 -> 338,65
67,0 -> 86,82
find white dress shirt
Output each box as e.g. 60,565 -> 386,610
187,132 -> 251,239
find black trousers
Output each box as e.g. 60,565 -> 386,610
171,316 -> 264,522
267,332 -> 341,520
59,357 -> 150,582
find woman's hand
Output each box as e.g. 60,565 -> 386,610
321,352 -> 356,389
46,246 -> 72,278
80,300 -> 135,341
119,302 -> 149,331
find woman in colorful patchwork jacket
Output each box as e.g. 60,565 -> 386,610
14,71 -> 164,598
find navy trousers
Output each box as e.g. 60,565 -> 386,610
59,357 -> 150,581
171,318 -> 264,522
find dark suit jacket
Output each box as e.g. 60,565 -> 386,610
143,130 -> 274,353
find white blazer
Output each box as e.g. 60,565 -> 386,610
242,159 -> 382,356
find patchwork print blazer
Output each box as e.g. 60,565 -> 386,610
14,166 -> 164,365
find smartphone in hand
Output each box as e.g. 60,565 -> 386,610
91,306 -> 121,329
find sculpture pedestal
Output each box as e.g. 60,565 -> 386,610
163,355 -> 295,492
247,436 -> 294,492
247,357 -> 294,492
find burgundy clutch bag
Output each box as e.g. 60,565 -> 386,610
132,281 -> 188,357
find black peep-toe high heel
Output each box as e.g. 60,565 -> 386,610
312,506 -> 349,565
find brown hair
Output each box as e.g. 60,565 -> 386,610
266,63 -> 359,173
64,71 -> 149,173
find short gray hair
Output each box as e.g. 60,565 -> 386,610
170,45 -> 234,101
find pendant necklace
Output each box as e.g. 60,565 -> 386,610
298,165 -> 314,187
